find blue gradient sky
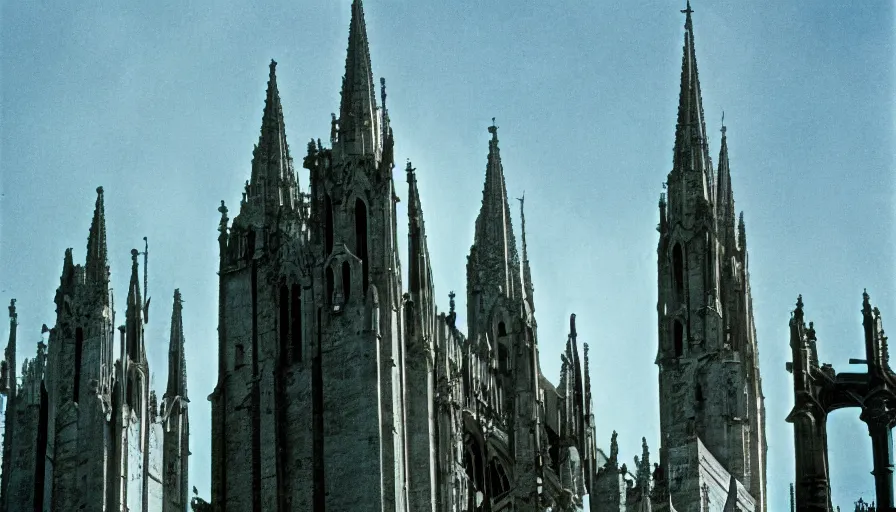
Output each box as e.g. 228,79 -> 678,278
1,0 -> 893,507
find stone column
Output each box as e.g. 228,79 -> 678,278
861,397 -> 896,509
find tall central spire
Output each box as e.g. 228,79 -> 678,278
336,0 -> 379,157
672,1 -> 713,203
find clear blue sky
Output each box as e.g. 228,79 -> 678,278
1,0 -> 893,508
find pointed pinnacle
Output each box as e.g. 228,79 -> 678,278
86,186 -> 109,285
128,248 -> 142,310
166,288 -> 187,399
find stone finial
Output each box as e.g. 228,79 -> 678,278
446,291 -> 457,330
806,321 -> 816,342
794,295 -> 804,321
8,299 -> 16,321
218,201 -> 229,234
330,113 -> 338,143
609,431 -> 619,468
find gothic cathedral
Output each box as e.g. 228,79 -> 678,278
0,189 -> 190,511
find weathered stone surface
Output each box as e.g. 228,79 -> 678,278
0,194 -> 191,511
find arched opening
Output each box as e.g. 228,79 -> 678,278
342,262 -> 351,303
463,434 -> 487,510
324,193 -> 334,256
498,343 -> 510,375
673,320 -> 684,357
546,426 -> 561,472
497,321 -> 507,337
291,284 -> 302,362
355,199 -> 369,294
246,230 -> 256,261
826,409 -> 873,507
73,327 -> 84,403
235,344 -> 245,368
695,383 -> 704,403
279,286 -> 290,362
672,243 -> 684,295
326,267 -> 335,305
488,458 -> 511,499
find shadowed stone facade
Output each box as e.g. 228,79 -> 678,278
0,192 -> 190,512
592,3 -> 767,512
195,1 -> 604,511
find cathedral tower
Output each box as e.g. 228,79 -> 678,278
210,56 -> 307,511
49,187 -> 116,511
303,0 -> 407,507
655,3 -> 767,510
211,1 -> 407,509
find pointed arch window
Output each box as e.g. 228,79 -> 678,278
673,320 -> 684,358
326,267 -> 335,305
342,262 -> 351,303
279,285 -> 290,362
324,193 -> 334,256
291,284 -> 302,362
672,243 -> 684,296
355,199 -> 369,294
73,327 -> 84,403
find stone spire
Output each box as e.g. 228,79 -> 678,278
518,194 -> 535,314
125,248 -> 145,364
467,121 -> 521,337
2,299 -> 16,397
671,1 -> 713,207
85,186 -> 110,290
246,60 -> 298,216
407,161 -> 428,298
716,119 -> 736,250
165,289 -> 187,401
336,0 -> 380,158
162,288 -> 190,512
